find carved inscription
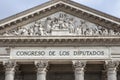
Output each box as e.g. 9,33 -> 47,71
16,50 -> 104,56
10,47 -> 110,59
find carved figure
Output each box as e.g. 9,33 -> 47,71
2,12 -> 120,36
29,26 -> 34,36
76,26 -> 82,35
58,13 -> 65,29
39,25 -> 45,36
52,18 -> 60,30
81,21 -> 88,35
12,30 -> 19,36
34,22 -> 40,36
46,17 -> 52,33
102,28 -> 108,35
3,31 -> 9,36
68,18 -> 75,33
22,28 -> 29,36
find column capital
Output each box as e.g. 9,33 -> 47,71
35,61 -> 48,72
73,61 -> 86,80
105,61 -> 119,71
3,61 -> 17,71
73,61 -> 86,71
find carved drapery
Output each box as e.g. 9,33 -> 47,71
2,12 -> 120,36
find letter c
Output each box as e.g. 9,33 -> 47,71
16,51 -> 21,56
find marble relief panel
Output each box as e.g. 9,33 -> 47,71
2,12 -> 120,36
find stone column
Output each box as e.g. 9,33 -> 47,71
3,61 -> 16,80
105,61 -> 119,80
73,61 -> 86,80
35,61 -> 48,80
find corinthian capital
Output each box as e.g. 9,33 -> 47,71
3,61 -> 16,71
73,61 -> 86,71
35,61 -> 48,72
105,61 -> 119,70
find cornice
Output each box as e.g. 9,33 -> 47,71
0,36 -> 120,47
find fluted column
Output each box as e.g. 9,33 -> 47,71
105,61 -> 119,80
3,61 -> 16,80
35,61 -> 48,80
73,61 -> 86,80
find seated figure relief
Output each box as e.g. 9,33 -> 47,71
2,12 -> 120,36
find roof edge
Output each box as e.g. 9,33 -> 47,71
0,0 -> 119,26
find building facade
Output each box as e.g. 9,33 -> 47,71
0,0 -> 120,80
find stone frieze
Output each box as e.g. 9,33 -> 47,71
2,12 -> 120,36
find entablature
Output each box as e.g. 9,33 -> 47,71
0,36 -> 120,47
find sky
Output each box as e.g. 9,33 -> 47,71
0,0 -> 120,20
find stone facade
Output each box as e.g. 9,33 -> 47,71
0,0 -> 120,80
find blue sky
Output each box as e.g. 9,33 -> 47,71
0,0 -> 120,20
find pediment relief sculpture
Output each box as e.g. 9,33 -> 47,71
2,12 -> 120,36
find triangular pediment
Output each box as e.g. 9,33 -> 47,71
0,0 -> 120,37
2,12 -> 120,36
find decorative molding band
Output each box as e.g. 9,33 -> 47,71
0,36 -> 120,46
